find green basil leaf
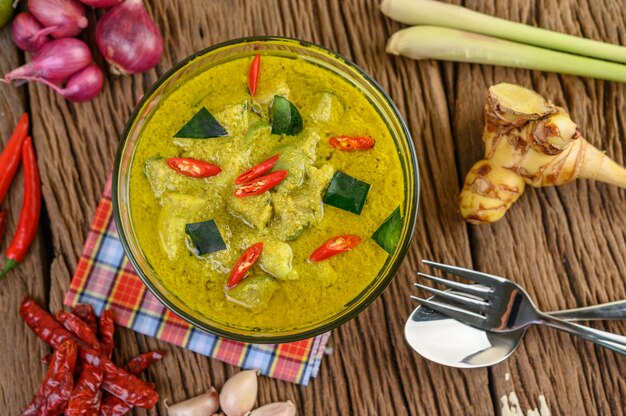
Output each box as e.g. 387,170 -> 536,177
271,96 -> 303,135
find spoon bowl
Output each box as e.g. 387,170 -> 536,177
405,288 -> 626,368
404,291 -> 525,368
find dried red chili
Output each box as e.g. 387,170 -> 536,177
167,157 -> 222,178
125,351 -> 166,374
248,53 -> 261,96
328,135 -> 375,151
19,299 -> 159,409
99,309 -> 115,358
65,363 -> 103,416
308,235 -> 361,262
100,352 -> 166,415
227,242 -> 264,288
0,112 -> 29,204
57,310 -> 101,350
22,339 -> 77,416
233,170 -> 287,198
71,304 -> 98,336
234,154 -> 280,185
0,137 -> 41,279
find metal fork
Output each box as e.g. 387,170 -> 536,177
412,260 -> 626,355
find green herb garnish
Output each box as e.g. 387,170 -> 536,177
174,107 -> 228,138
323,171 -> 371,215
185,219 -> 226,255
270,96 -> 303,135
371,206 -> 402,255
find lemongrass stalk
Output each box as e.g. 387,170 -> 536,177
386,26 -> 626,83
381,0 -> 626,65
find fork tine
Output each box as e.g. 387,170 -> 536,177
422,259 -> 506,286
414,283 -> 489,312
417,272 -> 492,298
411,295 -> 486,323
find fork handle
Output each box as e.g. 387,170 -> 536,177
548,300 -> 626,321
538,313 -> 626,355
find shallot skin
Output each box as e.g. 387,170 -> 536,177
28,0 -> 88,38
58,64 -> 105,102
11,12 -> 54,53
3,38 -> 92,84
79,0 -> 124,7
95,0 -> 163,75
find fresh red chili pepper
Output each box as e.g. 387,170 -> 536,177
99,309 -> 115,358
71,304 -> 98,336
234,154 -> 280,185
0,137 -> 41,279
100,352 -> 166,415
56,310 -> 101,351
234,170 -> 287,198
65,363 -> 103,415
227,242 -> 264,288
248,53 -> 261,96
308,235 -> 361,262
0,210 -> 7,243
0,112 -> 29,204
167,157 -> 221,178
19,299 -> 159,409
22,339 -> 77,416
328,136 -> 375,151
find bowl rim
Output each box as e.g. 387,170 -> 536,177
113,35 -> 420,344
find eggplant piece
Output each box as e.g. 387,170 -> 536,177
259,240 -> 297,280
225,273 -> 280,313
157,193 -> 205,259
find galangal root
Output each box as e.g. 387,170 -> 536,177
459,83 -> 626,224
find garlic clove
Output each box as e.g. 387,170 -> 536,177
165,387 -> 220,416
220,370 -> 259,416
246,401 -> 297,416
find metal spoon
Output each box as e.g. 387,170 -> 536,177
404,289 -> 626,368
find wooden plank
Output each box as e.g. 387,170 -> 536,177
441,0 -> 626,414
0,28 -> 49,412
2,0 -> 624,414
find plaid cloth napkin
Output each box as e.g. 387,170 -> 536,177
64,175 -> 330,385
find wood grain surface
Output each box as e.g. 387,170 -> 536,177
1,0 -> 625,414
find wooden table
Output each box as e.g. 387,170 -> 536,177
1,1 -> 625,414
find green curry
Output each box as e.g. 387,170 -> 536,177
129,54 -> 404,331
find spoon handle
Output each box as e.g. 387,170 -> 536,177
538,313 -> 626,355
548,300 -> 626,321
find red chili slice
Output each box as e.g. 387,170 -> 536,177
329,136 -> 375,151
234,170 -> 287,198
227,243 -> 264,288
309,235 -> 361,262
248,53 -> 261,96
167,158 -> 221,178
235,154 -> 280,185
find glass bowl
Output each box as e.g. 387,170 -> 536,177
113,36 -> 419,343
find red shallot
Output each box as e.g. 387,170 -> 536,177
28,0 -> 88,38
95,0 -> 163,75
79,0 -> 124,8
2,38 -> 92,84
11,12 -> 54,53
35,64 -> 105,102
